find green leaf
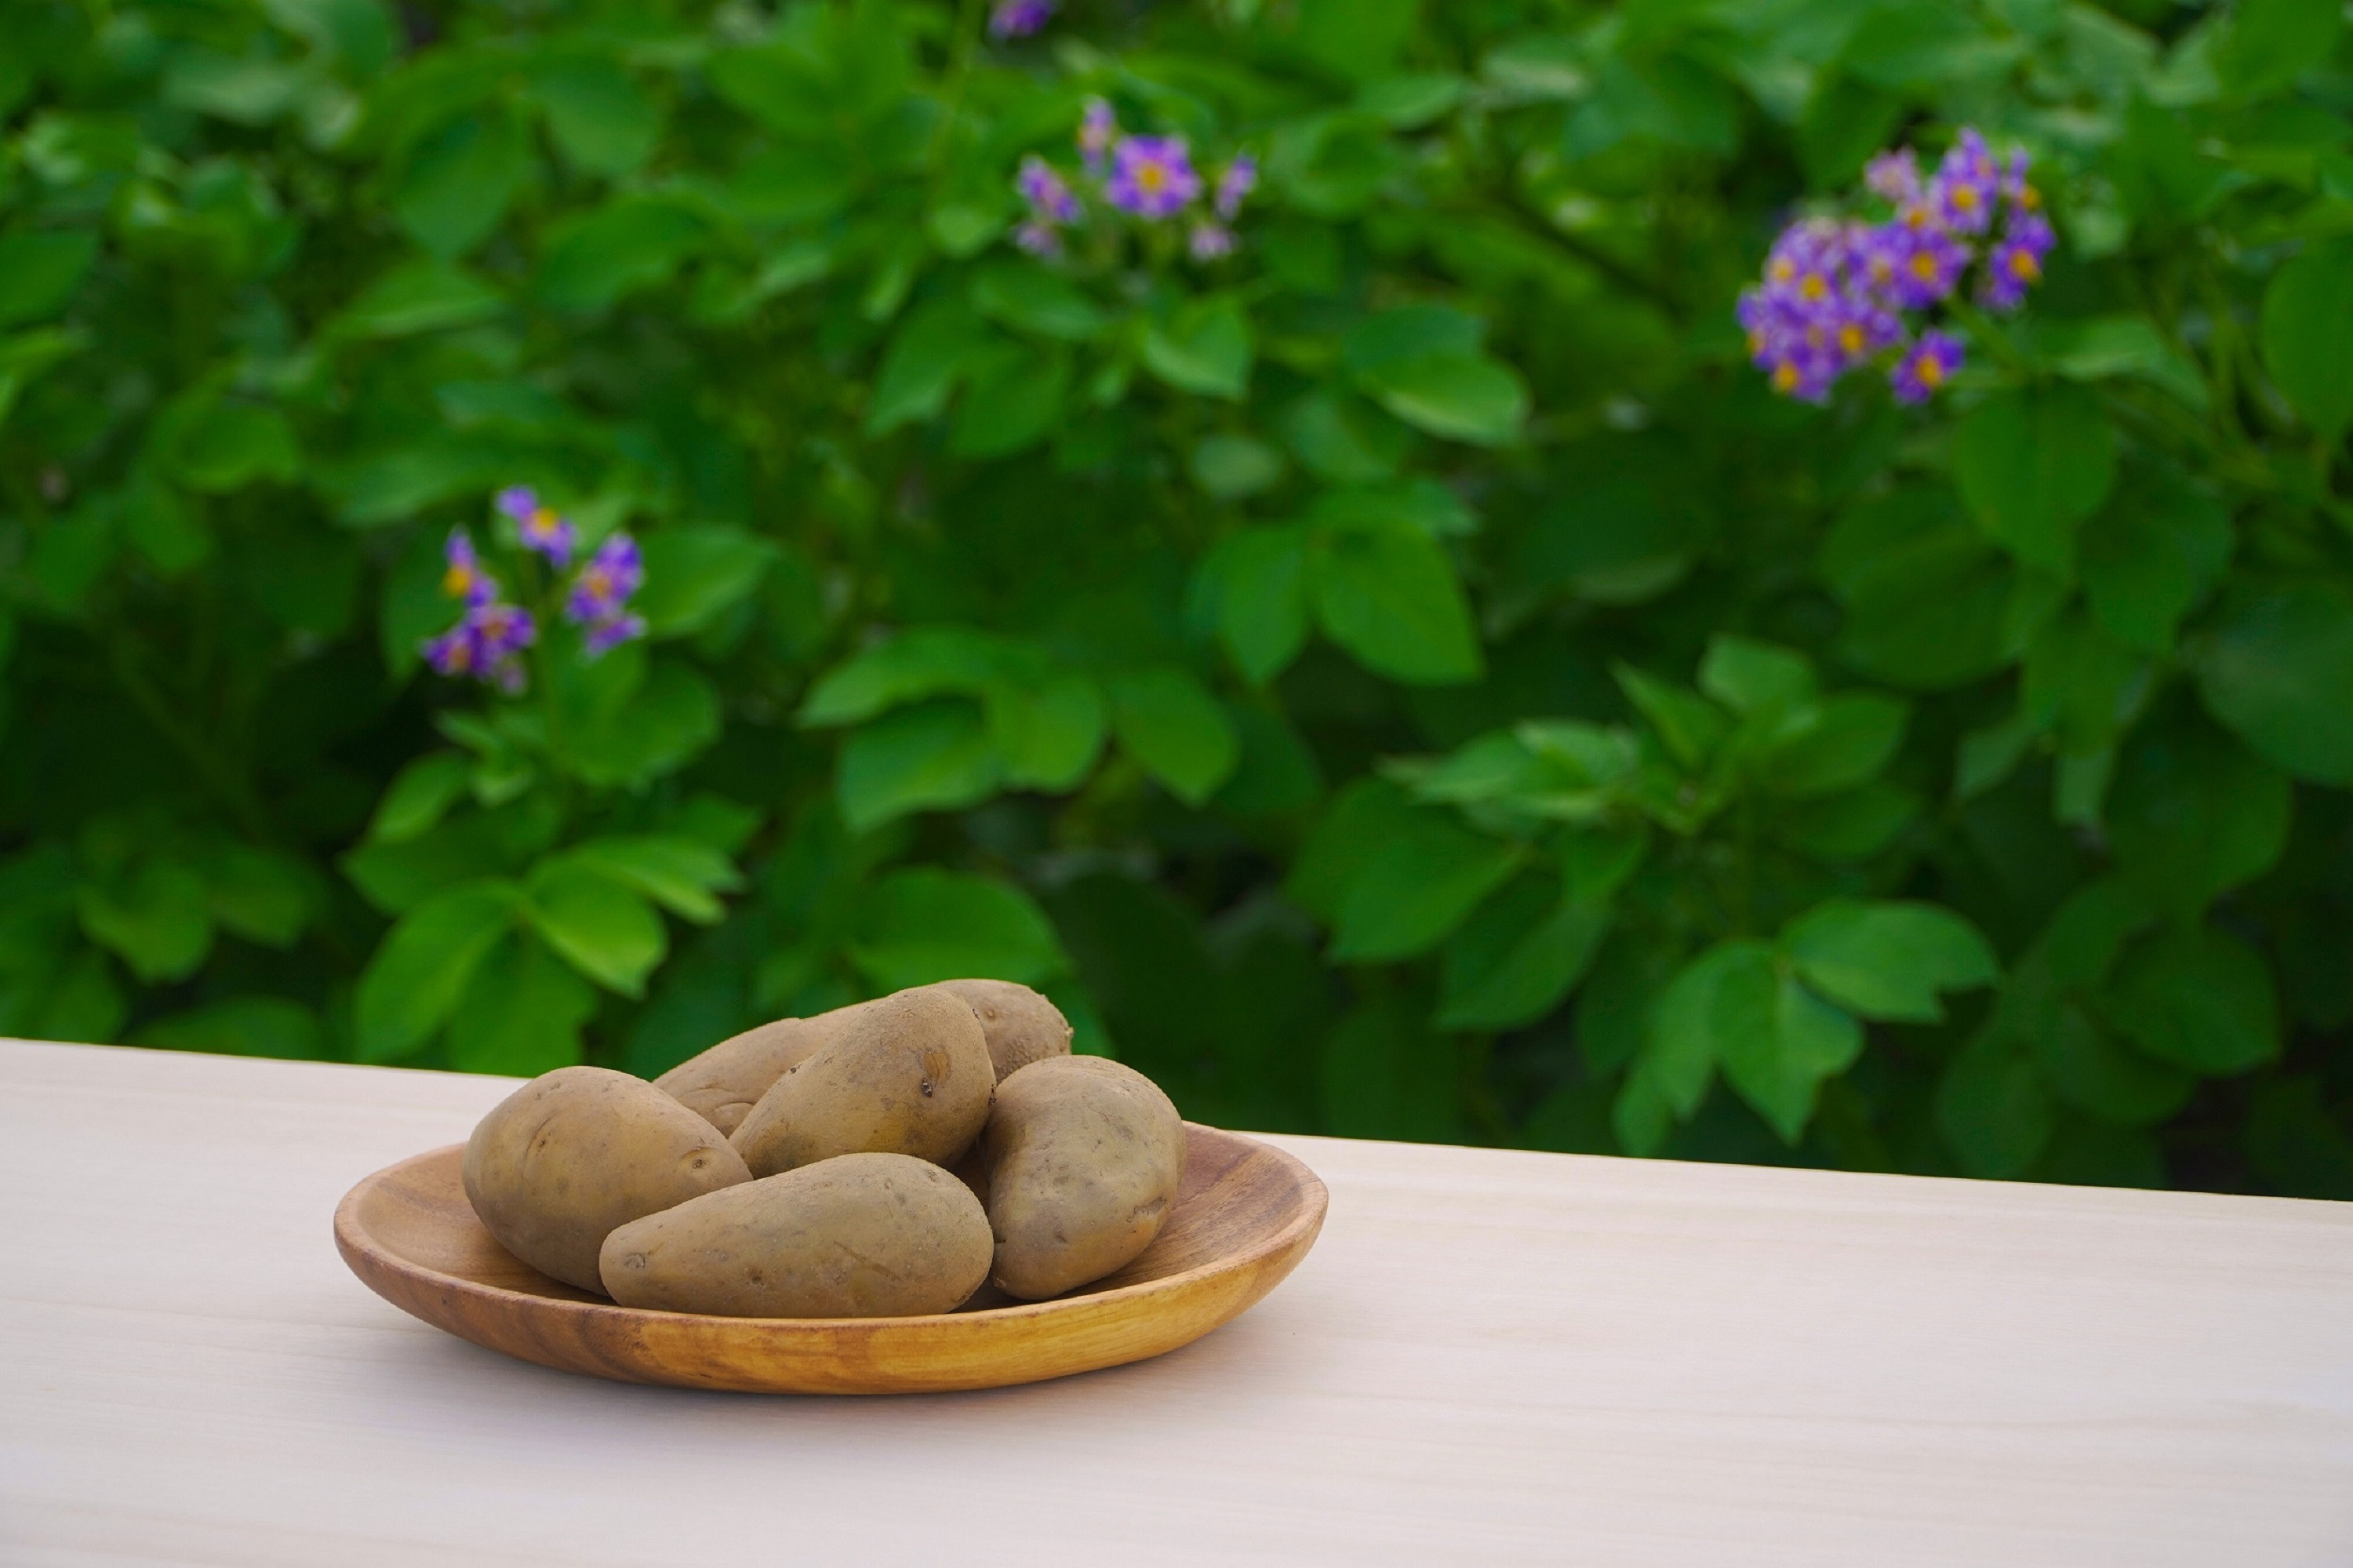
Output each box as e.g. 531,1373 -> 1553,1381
800,625 -> 1006,727
835,698 -> 1002,831
445,936 -> 596,1076
849,867 -> 1067,990
1311,518 -> 1482,685
532,58 -> 660,177
1720,971 -> 1864,1145
1951,383 -> 2117,573
1330,813 -> 1524,962
1108,668 -> 1240,806
2260,239 -> 2353,441
971,260 -> 1107,340
951,342 -> 1067,457
1698,635 -> 1815,715
635,526 -> 778,636
1296,0 -> 1418,81
1438,875 -> 1609,1031
1190,434 -> 1285,500
200,844 -> 311,947
354,879 -> 519,1061
562,660 -> 722,788
527,860 -> 666,996
1198,526 -> 1310,685
867,296 -> 987,432
1360,352 -> 1527,446
986,668 -> 1106,791
1288,777 -> 1423,920
1143,297 -> 1253,400
369,752 -> 473,843
2195,580 -> 2353,787
566,836 -> 742,924
2107,710 -> 2290,916
1344,304 -> 1483,371
174,403 -> 298,493
1753,693 -> 1908,798
2219,0 -> 2343,100
536,197 -> 706,313
1824,488 -> 2016,692
77,862 -> 214,983
1783,899 -> 1999,1023
1937,1030 -> 2055,1178
1613,664 -> 1730,767
2080,478 -> 2231,655
0,230 -> 97,329
2100,923 -> 2279,1075
2033,1004 -> 2194,1128
138,996 -> 326,1060
1644,939 -> 1762,1119
393,110 -> 529,258
1321,991 -> 1463,1141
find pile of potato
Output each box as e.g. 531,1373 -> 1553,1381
460,979 -> 1187,1318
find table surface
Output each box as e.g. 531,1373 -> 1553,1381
5,1040 -> 2351,1567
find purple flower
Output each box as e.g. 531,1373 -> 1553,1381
1864,148 -> 1921,204
1214,155 -> 1257,221
423,600 -> 537,689
496,485 -> 577,568
582,612 -> 648,658
1015,155 -> 1081,225
1759,217 -> 1858,314
566,533 -> 645,628
1857,220 -> 1972,311
440,530 -> 496,607
2000,148 -> 2042,216
1104,135 -> 1202,220
1078,98 -> 1116,175
1014,220 -> 1063,257
1188,222 -> 1236,261
1890,330 -> 1965,404
1981,209 -> 2054,311
987,0 -> 1054,38
1930,128 -> 2000,236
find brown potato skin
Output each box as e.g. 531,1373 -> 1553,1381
598,1152 -> 993,1318
652,1017 -> 832,1135
930,978 -> 1073,1082
730,988 -> 995,1177
981,1055 -> 1186,1301
462,1066 -> 751,1294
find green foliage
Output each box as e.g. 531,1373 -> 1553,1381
3,0 -> 2350,1197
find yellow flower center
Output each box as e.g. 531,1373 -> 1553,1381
2009,249 -> 2039,280
1769,259 -> 1795,282
1772,363 -> 1799,391
2021,184 -> 2042,209
1917,355 -> 1946,387
1746,329 -> 1765,352
1953,184 -> 1979,210
1799,274 -> 1827,301
447,640 -> 474,670
1136,163 -> 1166,193
1838,324 -> 1864,353
1911,253 -> 1938,280
528,507 -> 559,537
442,565 -> 476,597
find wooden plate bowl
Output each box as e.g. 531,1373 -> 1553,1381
334,1124 -> 1326,1395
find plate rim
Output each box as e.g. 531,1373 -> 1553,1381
333,1122 -> 1327,1385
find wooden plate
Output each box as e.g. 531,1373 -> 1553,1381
334,1124 -> 1326,1395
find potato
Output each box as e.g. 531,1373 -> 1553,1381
463,1066 -> 751,1294
930,977 -> 1073,1081
980,1055 -> 1187,1301
731,987 -> 995,1177
653,1017 -> 831,1136
599,1152 -> 993,1318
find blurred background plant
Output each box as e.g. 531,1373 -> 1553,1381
2,0 -> 2349,1195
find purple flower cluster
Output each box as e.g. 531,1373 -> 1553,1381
422,490 -> 649,690
1740,128 -> 2053,406
424,532 -> 537,693
1009,99 -> 1257,264
565,533 -> 647,656
987,0 -> 1054,39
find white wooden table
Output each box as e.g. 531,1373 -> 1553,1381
5,1039 -> 2351,1566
